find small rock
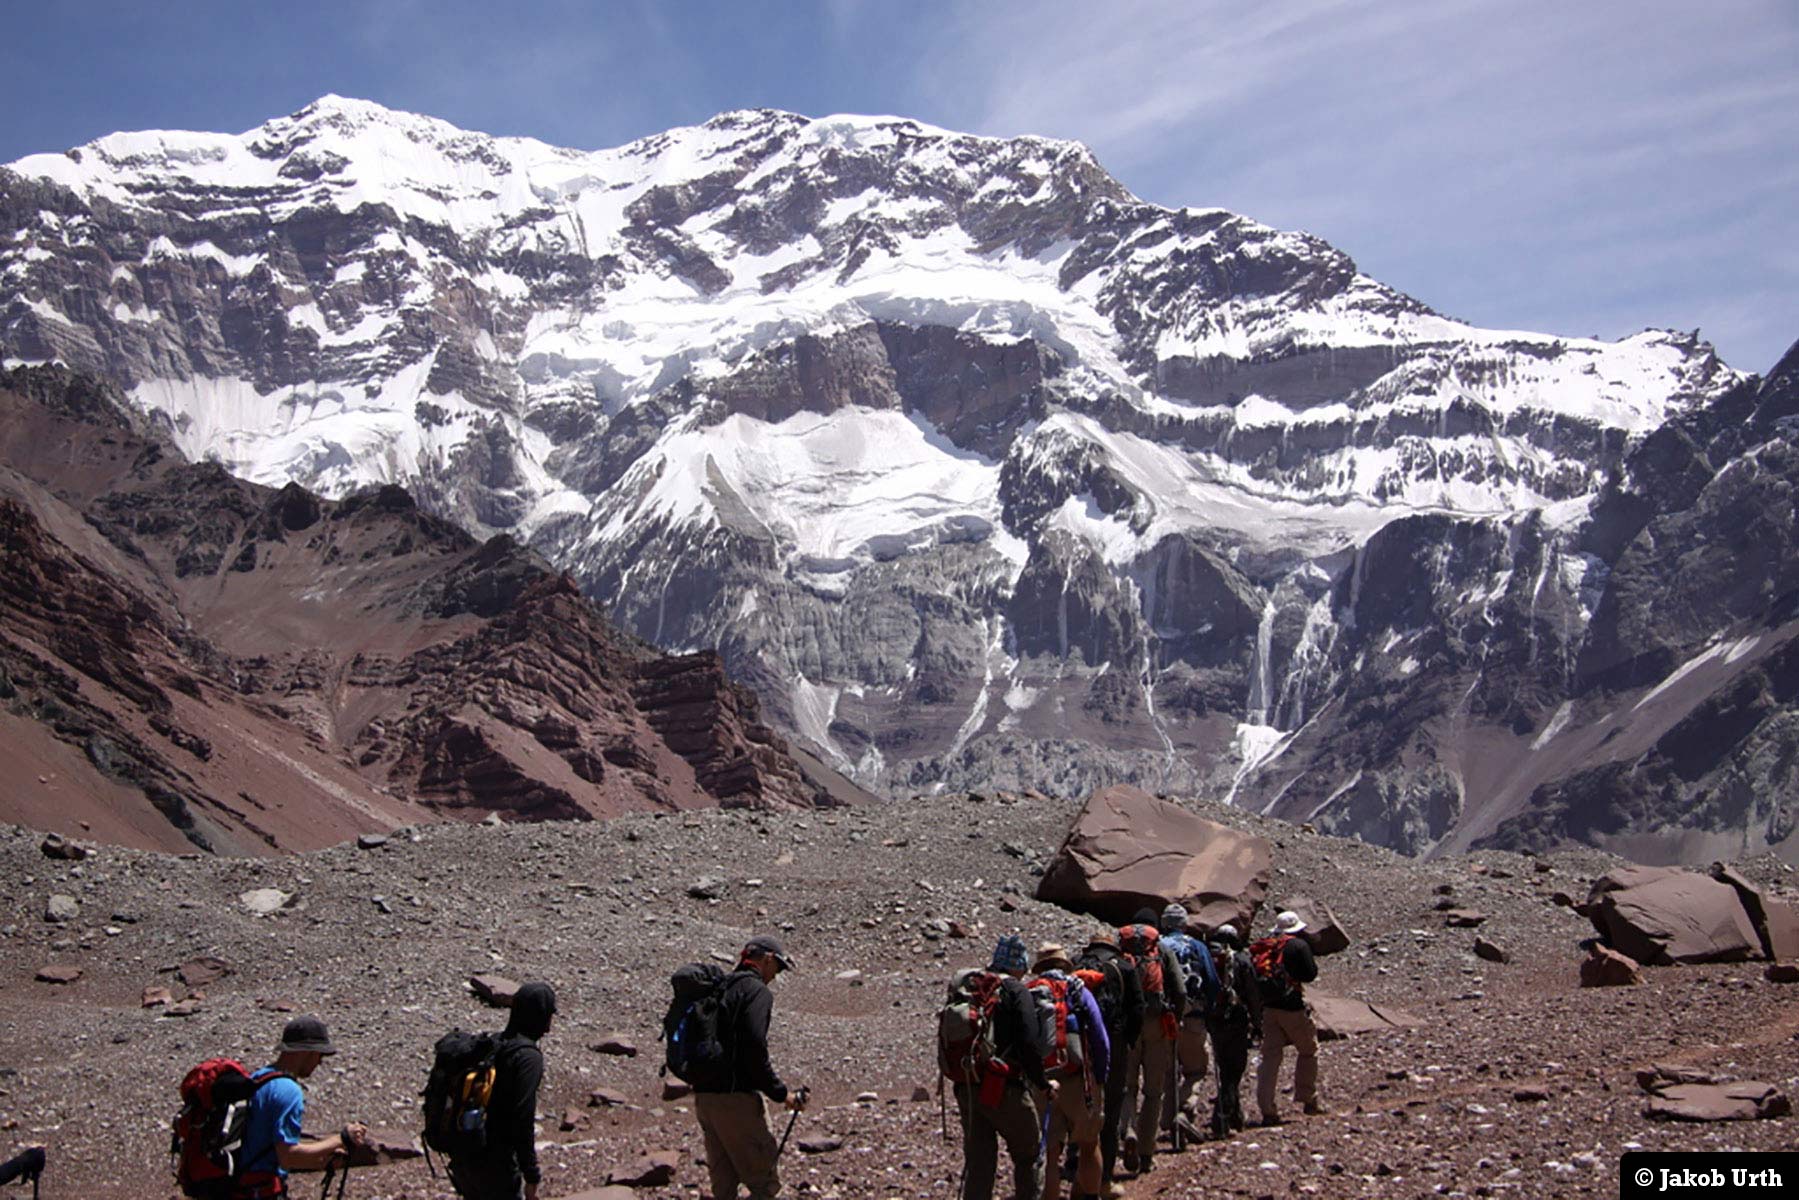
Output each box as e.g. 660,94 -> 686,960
607,1150 -> 679,1187
588,1087 -> 629,1108
661,1079 -> 693,1101
947,920 -> 973,939
239,888 -> 291,915
910,1086 -> 932,1102
1580,944 -> 1643,988
356,833 -> 389,850
855,1091 -> 878,1103
560,1106 -> 588,1132
40,834 -> 88,861
481,812 -> 503,827
142,986 -> 174,1008
35,964 -> 82,984
257,997 -> 297,1013
165,999 -> 202,1017
835,969 -> 862,982
1766,963 -> 1799,984
178,956 -> 230,987
469,974 -> 520,1007
1513,1088 -> 1549,1102
1442,909 -> 1488,928
797,1135 -> 844,1154
1473,937 -> 1510,964
590,1033 -> 638,1057
1550,891 -> 1576,907
998,897 -> 1018,913
44,895 -> 78,923
687,876 -> 726,900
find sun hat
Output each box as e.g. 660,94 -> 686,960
1032,942 -> 1076,973
277,1015 -> 337,1056
1273,911 -> 1308,935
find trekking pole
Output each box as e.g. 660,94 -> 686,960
774,1086 -> 809,1159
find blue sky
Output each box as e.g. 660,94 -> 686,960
3,0 -> 1793,372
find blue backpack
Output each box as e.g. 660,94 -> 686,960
1159,931 -> 1219,1015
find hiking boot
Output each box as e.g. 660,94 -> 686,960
1303,1102 -> 1330,1116
1120,1138 -> 1138,1174
1259,1113 -> 1284,1127
1138,1153 -> 1155,1174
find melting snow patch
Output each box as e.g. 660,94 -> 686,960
1530,701 -> 1574,750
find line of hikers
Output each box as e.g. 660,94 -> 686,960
938,905 -> 1323,1200
161,911 -> 1314,1200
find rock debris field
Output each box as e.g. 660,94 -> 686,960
1,791 -> 1796,1199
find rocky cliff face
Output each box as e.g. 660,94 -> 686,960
0,97 -> 1785,861
0,366 -> 836,853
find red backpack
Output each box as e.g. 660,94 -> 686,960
1024,973 -> 1087,1077
1119,923 -> 1167,1014
171,1059 -> 288,1199
1249,934 -> 1295,993
937,969 -> 1007,1084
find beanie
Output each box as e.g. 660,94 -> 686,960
990,934 -> 1030,974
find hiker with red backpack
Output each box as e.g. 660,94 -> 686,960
438,981 -> 557,1200
1071,929 -> 1142,1200
688,935 -> 808,1200
1252,911 -> 1323,1125
1029,943 -> 1109,1200
939,933 -> 1053,1200
1115,909 -> 1185,1177
1202,923 -> 1263,1138
175,1015 -> 369,1199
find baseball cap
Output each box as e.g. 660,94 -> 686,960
744,934 -> 796,972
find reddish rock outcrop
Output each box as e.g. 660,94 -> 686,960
1582,867 -> 1761,965
1580,942 -> 1644,987
1036,784 -> 1272,929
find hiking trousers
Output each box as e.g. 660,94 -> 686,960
695,1091 -> 782,1200
1256,1005 -> 1319,1120
1172,1012 -> 1210,1125
1120,1023 -> 1174,1161
1206,1016 -> 1252,1135
952,1079 -> 1044,1200
446,1155 -> 524,1200
1098,1038 -> 1128,1182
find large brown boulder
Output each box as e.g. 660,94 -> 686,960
1582,867 -> 1760,965
1036,785 -> 1272,930
1308,993 -> 1421,1041
1281,894 -> 1350,955
1709,863 -> 1799,961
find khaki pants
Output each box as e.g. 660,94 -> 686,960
953,1080 -> 1044,1200
1256,1005 -> 1319,1119
1120,1023 -> 1174,1161
1173,1012 -> 1210,1123
695,1091 -> 781,1200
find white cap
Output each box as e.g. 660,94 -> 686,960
1213,924 -> 1238,943
1273,910 -> 1307,935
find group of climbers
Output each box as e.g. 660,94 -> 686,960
939,907 -> 1324,1200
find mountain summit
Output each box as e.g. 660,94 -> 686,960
3,97 -> 1790,862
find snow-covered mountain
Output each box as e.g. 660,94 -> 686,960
4,96 -> 1791,862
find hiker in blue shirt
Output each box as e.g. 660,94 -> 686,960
236,1016 -> 368,1198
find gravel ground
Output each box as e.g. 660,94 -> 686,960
1,792 -> 1795,1198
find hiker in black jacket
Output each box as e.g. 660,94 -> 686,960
694,935 -> 807,1200
1202,924 -> 1263,1138
1253,912 -> 1322,1125
449,981 -> 556,1200
949,934 -> 1053,1200
1074,929 -> 1143,1198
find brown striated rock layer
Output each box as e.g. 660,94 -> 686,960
0,365 -> 839,853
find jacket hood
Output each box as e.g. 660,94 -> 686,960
506,981 -> 557,1039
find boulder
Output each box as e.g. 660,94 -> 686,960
1308,993 -> 1421,1040
1473,937 -> 1509,964
1036,784 -> 1272,930
469,974 -> 520,1007
1709,863 -> 1799,961
1582,868 -> 1760,965
1579,943 -> 1643,987
607,1150 -> 679,1187
39,833 -> 87,861
1644,1082 -> 1791,1122
1767,963 -> 1799,983
1281,895 -> 1349,955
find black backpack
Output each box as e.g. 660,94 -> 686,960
663,963 -> 734,1089
1072,947 -> 1126,1034
1205,941 -> 1242,1019
421,1030 -> 500,1160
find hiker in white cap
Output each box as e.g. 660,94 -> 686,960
1250,911 -> 1322,1125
